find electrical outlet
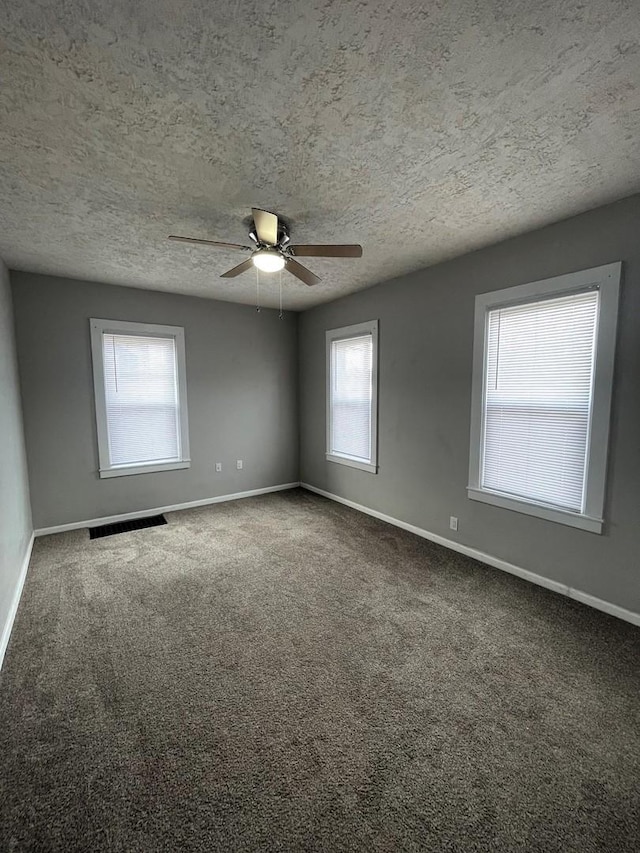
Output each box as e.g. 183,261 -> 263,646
215,462 -> 222,472
236,460 -> 243,470
449,516 -> 458,531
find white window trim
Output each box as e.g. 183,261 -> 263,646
90,318 -> 191,479
467,262 -> 621,534
326,320 -> 379,474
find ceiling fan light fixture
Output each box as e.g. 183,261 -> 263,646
252,249 -> 285,273
168,208 -> 361,286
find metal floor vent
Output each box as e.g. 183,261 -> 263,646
89,514 -> 167,540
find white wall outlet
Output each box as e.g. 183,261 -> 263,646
449,516 -> 458,531
236,460 -> 243,470
215,462 -> 222,472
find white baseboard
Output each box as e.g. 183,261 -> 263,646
34,482 -> 301,537
301,483 -> 640,628
0,532 -> 35,672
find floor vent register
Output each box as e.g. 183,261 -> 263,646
89,514 -> 167,540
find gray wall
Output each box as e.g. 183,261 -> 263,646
12,273 -> 298,529
0,259 -> 32,654
299,194 -> 640,614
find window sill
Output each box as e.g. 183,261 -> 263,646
466,487 -> 603,533
326,453 -> 377,474
99,460 -> 191,479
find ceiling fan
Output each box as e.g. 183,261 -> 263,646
168,208 -> 362,286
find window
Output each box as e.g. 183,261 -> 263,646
90,319 -> 190,478
468,263 -> 620,533
326,320 -> 378,473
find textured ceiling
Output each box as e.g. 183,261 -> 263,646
1,1 -> 639,310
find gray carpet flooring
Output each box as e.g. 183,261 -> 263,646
1,488 -> 638,852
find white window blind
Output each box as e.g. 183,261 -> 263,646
102,332 -> 181,468
91,319 -> 190,478
481,290 -> 599,512
330,334 -> 373,462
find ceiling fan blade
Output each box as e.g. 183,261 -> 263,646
285,258 -> 320,286
169,236 -> 251,251
220,258 -> 254,278
252,208 -> 279,246
289,244 -> 363,258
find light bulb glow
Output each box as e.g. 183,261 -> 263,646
252,250 -> 285,272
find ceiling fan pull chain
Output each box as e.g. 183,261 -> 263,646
256,267 -> 261,313
279,270 -> 283,319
